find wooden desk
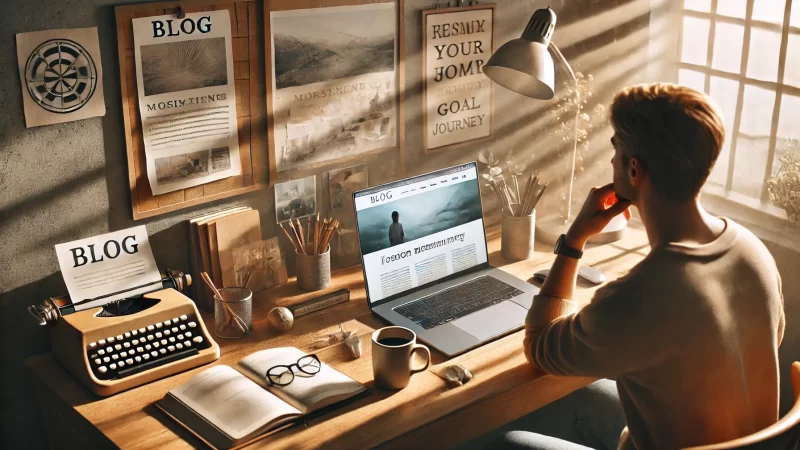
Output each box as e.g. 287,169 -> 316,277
26,225 -> 650,450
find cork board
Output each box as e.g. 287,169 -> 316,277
116,0 -> 268,220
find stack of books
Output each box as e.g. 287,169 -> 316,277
187,207 -> 262,311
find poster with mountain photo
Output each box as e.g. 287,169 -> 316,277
269,3 -> 398,172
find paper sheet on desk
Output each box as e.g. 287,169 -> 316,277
55,225 -> 162,311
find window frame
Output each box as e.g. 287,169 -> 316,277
675,0 -> 798,241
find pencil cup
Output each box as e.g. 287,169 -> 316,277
214,287 -> 253,340
501,209 -> 536,261
296,246 -> 331,292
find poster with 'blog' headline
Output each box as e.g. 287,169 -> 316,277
133,11 -> 241,195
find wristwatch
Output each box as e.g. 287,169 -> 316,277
554,234 -> 583,260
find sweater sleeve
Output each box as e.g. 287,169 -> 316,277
525,277 -> 677,378
523,295 -> 578,366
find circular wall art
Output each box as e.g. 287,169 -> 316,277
25,39 -> 98,114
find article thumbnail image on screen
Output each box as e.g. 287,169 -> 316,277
357,181 -> 482,255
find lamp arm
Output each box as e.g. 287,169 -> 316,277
549,41 -> 580,223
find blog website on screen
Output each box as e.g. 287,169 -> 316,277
354,163 -> 488,303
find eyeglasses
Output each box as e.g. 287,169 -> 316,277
266,354 -> 321,386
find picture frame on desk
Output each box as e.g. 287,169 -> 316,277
264,0 -> 406,180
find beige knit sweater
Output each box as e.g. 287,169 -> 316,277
524,219 -> 785,449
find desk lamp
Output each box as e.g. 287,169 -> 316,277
483,7 -> 627,244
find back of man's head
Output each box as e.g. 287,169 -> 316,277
610,83 -> 725,202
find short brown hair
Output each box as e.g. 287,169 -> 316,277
610,83 -> 725,201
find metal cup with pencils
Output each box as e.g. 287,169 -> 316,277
280,213 -> 337,291
490,172 -> 547,261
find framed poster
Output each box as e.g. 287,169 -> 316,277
422,4 -> 494,153
265,0 -> 405,176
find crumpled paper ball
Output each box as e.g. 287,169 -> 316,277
267,307 -> 294,332
344,332 -> 362,359
443,364 -> 473,387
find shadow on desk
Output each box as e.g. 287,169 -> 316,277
319,364 -> 543,450
148,403 -> 208,449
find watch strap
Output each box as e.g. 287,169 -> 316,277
554,234 -> 583,259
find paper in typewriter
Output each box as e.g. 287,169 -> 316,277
55,225 -> 162,311
132,10 -> 241,195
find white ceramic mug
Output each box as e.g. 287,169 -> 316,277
371,326 -> 430,389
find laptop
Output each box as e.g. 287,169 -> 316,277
353,162 -> 539,356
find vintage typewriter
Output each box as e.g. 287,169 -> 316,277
29,269 -> 220,397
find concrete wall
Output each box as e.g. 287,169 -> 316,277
7,0 -> 777,447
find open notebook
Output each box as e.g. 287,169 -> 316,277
156,347 -> 368,449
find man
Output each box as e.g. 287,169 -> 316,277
504,83 -> 785,449
389,211 -> 404,246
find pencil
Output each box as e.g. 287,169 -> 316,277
288,220 -> 304,255
314,213 -> 320,255
321,219 -> 338,253
490,179 -> 511,216
319,218 -> 330,254
296,218 -> 305,249
279,222 -> 299,253
306,216 -> 311,246
531,184 -> 547,212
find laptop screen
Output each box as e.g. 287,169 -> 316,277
354,162 -> 488,304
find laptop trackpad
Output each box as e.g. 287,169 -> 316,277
451,300 -> 526,341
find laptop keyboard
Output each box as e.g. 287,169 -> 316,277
393,276 -> 524,329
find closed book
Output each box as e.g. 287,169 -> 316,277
214,210 -> 262,288
193,207 -> 250,310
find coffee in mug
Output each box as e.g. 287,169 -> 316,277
377,337 -> 411,346
371,326 -> 431,390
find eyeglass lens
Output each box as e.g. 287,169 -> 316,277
267,355 -> 321,386
298,355 -> 321,374
268,366 -> 294,385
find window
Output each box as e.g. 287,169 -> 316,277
677,0 -> 799,215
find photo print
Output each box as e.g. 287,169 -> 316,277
275,175 -> 317,223
232,238 -> 288,292
140,38 -> 228,96
16,27 -> 106,127
331,216 -> 361,269
325,164 -> 368,268
154,147 -> 231,184
270,3 -> 398,172
357,180 -> 483,255
327,163 -> 369,211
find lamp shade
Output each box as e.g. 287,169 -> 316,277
483,7 -> 557,100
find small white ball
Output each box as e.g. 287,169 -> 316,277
267,307 -> 294,332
